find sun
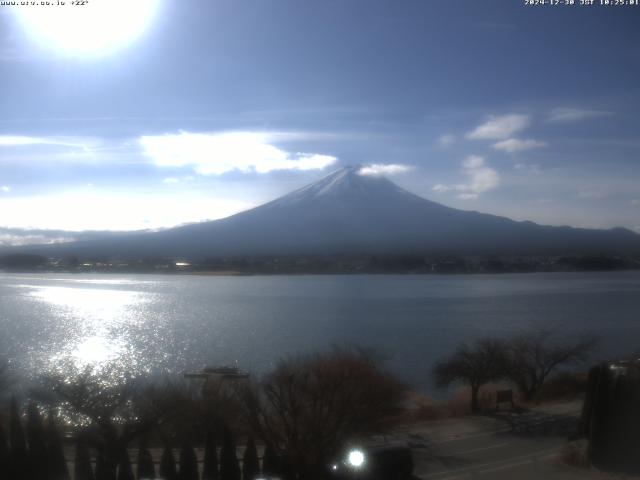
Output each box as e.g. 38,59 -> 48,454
14,0 -> 161,56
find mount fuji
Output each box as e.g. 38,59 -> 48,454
21,166 -> 640,259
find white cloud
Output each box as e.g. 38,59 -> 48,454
432,155 -> 500,200
0,135 -> 45,146
466,114 -> 530,140
0,191 -> 252,231
139,131 -> 337,175
461,156 -> 500,194
358,163 -> 413,176
0,232 -> 74,247
547,108 -> 612,123
0,135 -> 90,149
437,134 -> 455,147
432,184 -> 451,192
493,138 -> 546,154
462,155 -> 484,169
163,176 -> 195,184
1,185 -> 9,193
456,193 -> 478,200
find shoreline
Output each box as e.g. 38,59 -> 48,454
1,267 -> 640,276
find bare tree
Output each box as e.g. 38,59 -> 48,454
433,338 -> 508,413
505,329 -> 597,402
41,366 -> 180,478
131,376 -> 205,442
240,348 -> 406,480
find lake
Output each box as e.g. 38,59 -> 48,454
1,271 -> 639,392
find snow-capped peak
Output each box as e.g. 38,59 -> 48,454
272,165 -> 413,206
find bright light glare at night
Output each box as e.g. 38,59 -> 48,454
348,449 -> 366,468
13,0 -> 161,56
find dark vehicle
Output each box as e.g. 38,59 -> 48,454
328,443 -> 413,480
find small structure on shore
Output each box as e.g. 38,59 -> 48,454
184,365 -> 250,396
185,366 -> 250,380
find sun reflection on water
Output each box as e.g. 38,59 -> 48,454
28,285 -> 148,377
70,335 -> 125,365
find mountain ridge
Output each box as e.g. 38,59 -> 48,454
14,166 -> 640,259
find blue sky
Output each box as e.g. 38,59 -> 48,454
0,0 -> 639,236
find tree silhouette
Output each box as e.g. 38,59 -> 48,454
0,424 -> 10,479
219,426 -> 240,480
261,444 -> 279,478
47,409 -> 71,480
137,437 -> 156,480
242,436 -> 259,480
241,348 -> 405,479
202,429 -> 219,480
9,398 -> 27,480
74,438 -> 95,480
434,338 -> 508,413
48,368 -> 164,480
27,402 -> 47,480
179,441 -> 199,480
95,451 -> 116,480
117,449 -> 135,480
506,330 -> 597,401
159,446 -> 178,480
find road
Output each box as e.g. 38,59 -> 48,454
413,428 -> 584,479
386,406 -> 616,480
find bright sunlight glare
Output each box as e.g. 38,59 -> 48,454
71,335 -> 124,366
348,450 -> 366,469
13,0 -> 161,56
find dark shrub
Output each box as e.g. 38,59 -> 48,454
261,444 -> 279,477
74,439 -> 95,480
219,426 -> 240,480
0,424 -> 10,478
9,398 -> 27,480
179,441 -> 199,480
116,450 -> 135,480
159,447 -> 178,480
27,402 -> 47,480
202,430 -> 219,480
137,438 -> 156,480
95,452 -> 116,480
242,436 -> 259,480
47,410 -> 70,480
539,372 -> 588,401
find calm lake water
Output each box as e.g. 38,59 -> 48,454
1,271 -> 639,392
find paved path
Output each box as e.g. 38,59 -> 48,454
413,429 -> 582,479
388,405 -> 620,480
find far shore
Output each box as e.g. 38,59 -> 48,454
2,267 -> 640,277
2,252 -> 639,275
